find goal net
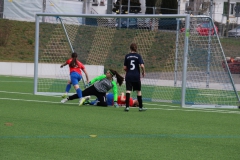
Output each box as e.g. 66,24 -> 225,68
34,13 -> 240,108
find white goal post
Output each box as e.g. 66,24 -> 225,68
34,13 -> 240,109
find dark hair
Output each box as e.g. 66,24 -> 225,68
130,43 -> 137,52
69,52 -> 78,68
109,69 -> 124,86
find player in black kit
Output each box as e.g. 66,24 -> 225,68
123,43 -> 147,112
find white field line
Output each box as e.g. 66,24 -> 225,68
0,91 -> 33,95
0,97 -> 77,105
148,106 -> 240,114
0,81 -> 33,83
0,91 -> 59,97
198,93 -> 236,98
1,96 -> 240,114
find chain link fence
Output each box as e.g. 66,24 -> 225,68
0,0 -> 239,76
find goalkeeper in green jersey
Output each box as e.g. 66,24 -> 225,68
61,69 -> 124,107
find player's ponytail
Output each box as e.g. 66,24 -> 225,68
109,69 -> 124,86
69,52 -> 78,68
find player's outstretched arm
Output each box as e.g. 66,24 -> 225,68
60,62 -> 67,68
90,74 -> 106,84
82,68 -> 89,83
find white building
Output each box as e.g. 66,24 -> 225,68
182,0 -> 240,24
90,0 -> 239,24
2,0 -> 239,24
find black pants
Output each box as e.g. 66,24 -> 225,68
68,85 -> 108,107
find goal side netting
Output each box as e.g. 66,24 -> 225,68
34,13 -> 240,108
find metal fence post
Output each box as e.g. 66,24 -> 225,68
0,0 -> 4,18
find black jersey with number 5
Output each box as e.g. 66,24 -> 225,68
124,53 -> 144,82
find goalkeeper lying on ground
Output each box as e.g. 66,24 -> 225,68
84,92 -> 139,107
61,69 -> 124,107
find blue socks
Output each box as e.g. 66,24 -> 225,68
76,88 -> 82,98
65,84 -> 71,92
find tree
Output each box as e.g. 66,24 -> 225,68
112,0 -> 141,14
161,0 -> 178,14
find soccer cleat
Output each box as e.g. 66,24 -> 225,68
83,96 -> 91,105
139,108 -> 147,112
124,107 -> 129,112
79,97 -> 86,106
85,96 -> 91,100
83,100 -> 90,105
83,100 -> 91,105
61,94 -> 67,99
61,98 -> 68,103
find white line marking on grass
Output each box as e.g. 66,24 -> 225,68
185,109 -> 240,114
148,107 -> 240,114
1,97 -> 240,114
0,91 -> 32,95
198,93 -> 236,98
0,81 -> 33,83
0,91 -> 61,98
0,98 -> 77,105
143,103 -> 180,108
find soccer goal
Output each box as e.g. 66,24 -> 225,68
34,13 -> 240,109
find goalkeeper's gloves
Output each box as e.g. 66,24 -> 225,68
85,82 -> 91,88
114,101 -> 119,108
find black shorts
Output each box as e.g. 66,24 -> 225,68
126,81 -> 141,91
